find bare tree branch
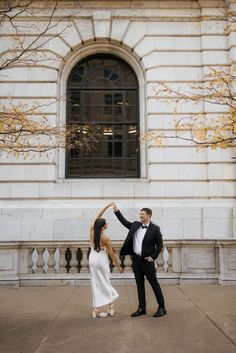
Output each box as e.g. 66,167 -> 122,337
142,66 -> 236,149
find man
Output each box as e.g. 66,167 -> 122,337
112,204 -> 166,317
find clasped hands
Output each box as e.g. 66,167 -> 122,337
107,202 -> 118,212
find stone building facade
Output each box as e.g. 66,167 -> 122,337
0,0 -> 235,284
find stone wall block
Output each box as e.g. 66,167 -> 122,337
71,183 -> 102,198
2,208 -> 42,220
0,82 -> 57,98
39,183 -> 72,198
143,51 -> 202,69
111,19 -> 130,41
201,36 -> 228,50
147,97 -> 203,114
203,218 -> 233,238
149,164 -> 208,180
0,220 -> 22,240
209,182 -> 236,198
148,146 -> 207,163
102,183 -> 134,198
183,219 -> 202,238
161,219 -> 183,238
202,50 -> 229,65
21,219 -> 54,241
76,19 -> 95,42
0,67 -> 58,82
93,11 -> 111,38
25,165 -> 56,181
163,208 -> 202,219
0,184 -> 11,198
146,22 -> 200,36
208,164 -> 235,180
201,20 -> 226,34
53,219 -> 88,240
146,66 -> 202,81
11,183 -> 40,198
122,22 -> 146,48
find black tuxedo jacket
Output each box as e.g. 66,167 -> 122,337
114,210 -> 163,261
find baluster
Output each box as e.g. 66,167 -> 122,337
155,258 -> 158,271
156,253 -> 164,272
65,247 -> 72,273
32,248 -> 38,274
77,245 -> 90,273
43,248 -> 50,273
59,247 -> 67,273
28,248 -> 33,273
47,247 -> 56,273
70,247 -> 78,273
123,255 -> 133,272
54,248 -> 60,273
167,247 -> 173,272
76,248 -> 83,273
37,248 -> 45,273
163,247 -> 169,273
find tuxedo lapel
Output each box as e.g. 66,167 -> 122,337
133,222 -> 142,233
142,222 -> 154,243
124,222 -> 141,244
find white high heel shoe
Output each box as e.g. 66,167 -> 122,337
107,304 -> 115,317
92,308 -> 108,318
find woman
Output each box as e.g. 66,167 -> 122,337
89,203 -> 124,318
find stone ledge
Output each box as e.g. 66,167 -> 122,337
0,239 -> 235,285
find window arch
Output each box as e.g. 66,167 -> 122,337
66,54 -> 140,178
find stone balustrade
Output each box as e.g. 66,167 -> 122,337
0,240 -> 236,286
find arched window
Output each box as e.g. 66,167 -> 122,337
66,54 -> 139,178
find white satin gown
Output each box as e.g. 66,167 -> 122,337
89,244 -> 119,308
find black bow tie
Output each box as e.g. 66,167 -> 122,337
142,225 -> 148,229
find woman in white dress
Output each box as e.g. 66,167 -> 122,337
89,203 -> 124,318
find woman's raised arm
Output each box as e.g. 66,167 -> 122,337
89,202 -> 114,233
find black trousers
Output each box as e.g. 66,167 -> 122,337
132,254 -> 165,309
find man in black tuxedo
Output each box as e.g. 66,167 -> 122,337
113,204 -> 166,317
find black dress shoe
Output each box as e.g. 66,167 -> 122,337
153,307 -> 167,317
131,307 -> 147,317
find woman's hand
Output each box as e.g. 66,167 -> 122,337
118,266 -> 124,273
92,203 -> 115,225
107,202 -> 115,208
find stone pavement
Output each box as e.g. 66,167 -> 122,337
0,284 -> 236,353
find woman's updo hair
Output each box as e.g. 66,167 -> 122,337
93,218 -> 106,252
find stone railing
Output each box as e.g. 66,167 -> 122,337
0,240 -> 236,286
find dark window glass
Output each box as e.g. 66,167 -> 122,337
66,54 -> 139,178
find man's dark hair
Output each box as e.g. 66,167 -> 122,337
141,208 -> 152,217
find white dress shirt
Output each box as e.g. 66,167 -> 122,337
133,223 -> 150,256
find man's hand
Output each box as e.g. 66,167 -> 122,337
145,256 -> 154,262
